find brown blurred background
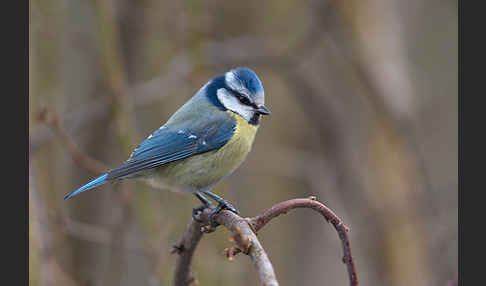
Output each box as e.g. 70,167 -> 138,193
29,0 -> 458,285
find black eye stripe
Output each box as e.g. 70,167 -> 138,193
240,96 -> 250,104
227,87 -> 256,107
235,93 -> 252,105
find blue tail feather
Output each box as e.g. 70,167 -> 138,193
64,174 -> 109,200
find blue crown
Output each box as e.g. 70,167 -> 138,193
231,67 -> 264,94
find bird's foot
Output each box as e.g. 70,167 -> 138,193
193,191 -> 240,227
208,200 -> 239,227
201,191 -> 239,227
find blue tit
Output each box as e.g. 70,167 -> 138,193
64,67 -> 270,218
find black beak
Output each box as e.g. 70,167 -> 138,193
256,105 -> 271,115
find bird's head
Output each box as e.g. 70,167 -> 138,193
207,67 -> 270,125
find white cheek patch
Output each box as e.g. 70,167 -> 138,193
217,88 -> 254,121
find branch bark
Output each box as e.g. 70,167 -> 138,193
172,197 -> 358,286
173,207 -> 279,286
249,197 -> 358,286
171,218 -> 205,286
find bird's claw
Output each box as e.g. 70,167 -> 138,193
222,201 -> 239,215
194,191 -> 239,227
208,201 -> 239,227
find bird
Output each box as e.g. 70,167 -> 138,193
64,67 -> 270,222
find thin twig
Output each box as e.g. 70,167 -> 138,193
248,196 -> 358,286
212,210 -> 279,286
37,109 -> 109,174
173,207 -> 279,286
171,218 -> 205,286
172,197 -> 358,286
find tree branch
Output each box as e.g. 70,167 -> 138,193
173,207 -> 279,286
172,197 -> 358,286
37,109 -> 109,174
249,196 -> 358,286
171,218 -> 205,286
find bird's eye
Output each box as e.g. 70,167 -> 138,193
237,94 -> 251,105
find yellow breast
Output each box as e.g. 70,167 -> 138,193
146,111 -> 259,192
213,111 -> 259,174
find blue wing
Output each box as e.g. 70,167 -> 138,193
106,115 -> 236,180
64,112 -> 236,200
